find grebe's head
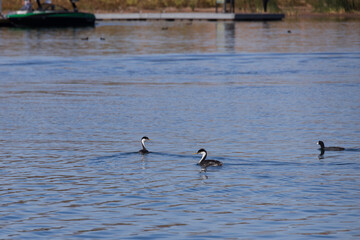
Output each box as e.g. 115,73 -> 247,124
195,148 -> 208,163
196,148 -> 207,155
317,141 -> 324,148
141,136 -> 150,147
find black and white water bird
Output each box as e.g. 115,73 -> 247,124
317,141 -> 345,151
139,136 -> 151,154
195,148 -> 223,168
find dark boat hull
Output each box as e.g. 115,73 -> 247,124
0,19 -> 14,27
7,11 -> 95,27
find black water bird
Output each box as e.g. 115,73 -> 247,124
139,136 -> 151,154
317,141 -> 345,151
195,148 -> 223,168
81,37 -> 89,41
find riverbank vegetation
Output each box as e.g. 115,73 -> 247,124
2,0 -> 360,14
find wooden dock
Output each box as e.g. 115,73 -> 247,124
0,12 -> 285,27
95,13 -> 285,21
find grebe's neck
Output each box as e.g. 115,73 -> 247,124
198,151 -> 207,164
141,138 -> 147,151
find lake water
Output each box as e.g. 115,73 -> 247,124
1,19 -> 360,239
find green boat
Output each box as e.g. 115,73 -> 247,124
7,0 -> 95,27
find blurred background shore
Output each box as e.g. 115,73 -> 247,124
1,0 -> 359,18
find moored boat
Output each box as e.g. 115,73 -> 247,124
7,0 -> 95,27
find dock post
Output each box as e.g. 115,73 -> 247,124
216,0 -> 235,13
230,0 -> 234,13
216,0 -> 223,13
263,0 -> 269,12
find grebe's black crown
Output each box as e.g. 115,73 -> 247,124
142,136 -> 149,140
197,148 -> 207,154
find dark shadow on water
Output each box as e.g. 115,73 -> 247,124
150,151 -> 193,159
93,151 -> 138,160
90,151 -> 193,163
89,149 -> 356,168
318,149 -> 325,159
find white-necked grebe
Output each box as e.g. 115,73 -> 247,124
139,136 -> 150,154
196,148 -> 223,168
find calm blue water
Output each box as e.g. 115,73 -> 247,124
1,20 -> 360,239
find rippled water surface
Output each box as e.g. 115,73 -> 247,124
1,19 -> 360,239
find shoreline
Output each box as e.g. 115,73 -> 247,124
1,7 -> 359,21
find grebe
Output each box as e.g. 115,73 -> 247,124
196,149 -> 223,168
139,136 -> 150,154
317,141 -> 345,151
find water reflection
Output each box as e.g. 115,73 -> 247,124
318,150 -> 325,159
0,27 -> 94,56
216,22 -> 235,52
1,20 -> 359,55
262,21 -> 271,29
